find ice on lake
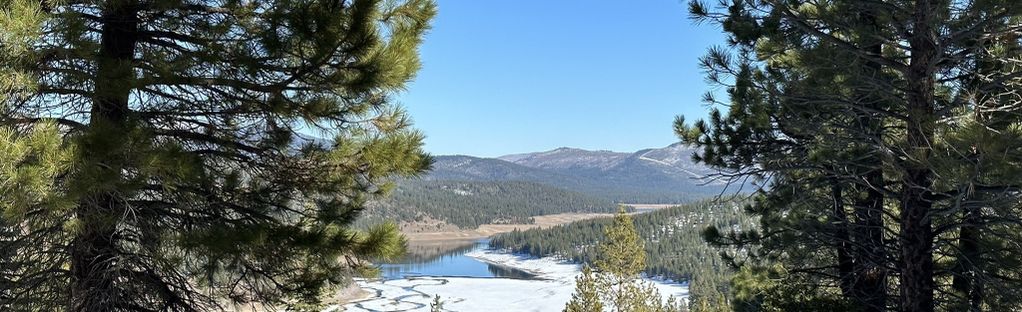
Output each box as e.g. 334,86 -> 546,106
327,241 -> 689,312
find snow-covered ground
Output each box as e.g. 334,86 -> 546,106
327,249 -> 688,312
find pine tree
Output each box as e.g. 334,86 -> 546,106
0,0 -> 436,310
595,206 -> 646,277
564,265 -> 604,312
430,294 -> 444,312
495,201 -> 743,312
0,123 -> 76,309
561,208 -> 689,312
595,207 -> 647,310
0,3 -> 77,309
680,0 -> 1022,311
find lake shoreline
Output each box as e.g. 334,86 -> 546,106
334,242 -> 689,312
337,206 -> 688,311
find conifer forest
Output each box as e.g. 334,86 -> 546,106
2,0 -> 1022,311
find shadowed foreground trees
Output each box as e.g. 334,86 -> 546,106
0,0 -> 435,310
678,0 -> 1022,311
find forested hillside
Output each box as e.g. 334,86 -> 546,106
361,180 -> 621,229
357,145 -> 729,230
490,200 -> 752,307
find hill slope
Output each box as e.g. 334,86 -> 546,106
360,144 -> 726,229
457,143 -> 721,203
490,200 -> 752,306
498,143 -> 720,197
363,180 -> 619,229
425,155 -> 587,188
490,201 -> 747,281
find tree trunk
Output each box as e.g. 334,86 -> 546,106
951,200 -> 982,312
900,1 -> 938,311
70,2 -> 139,311
830,178 -> 855,298
853,170 -> 886,312
851,6 -> 888,311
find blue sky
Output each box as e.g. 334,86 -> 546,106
399,0 -> 725,157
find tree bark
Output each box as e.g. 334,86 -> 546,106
899,1 -> 938,311
70,2 -> 139,311
951,200 -> 982,312
830,178 -> 855,298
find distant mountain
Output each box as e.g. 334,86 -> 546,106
497,148 -> 629,171
424,155 -> 586,187
427,143 -> 722,203
498,143 -> 714,181
360,144 -> 726,229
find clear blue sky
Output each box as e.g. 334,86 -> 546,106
399,0 -> 725,158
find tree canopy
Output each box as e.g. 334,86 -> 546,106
561,209 -> 687,312
679,0 -> 1022,311
0,0 -> 435,310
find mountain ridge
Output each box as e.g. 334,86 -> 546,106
425,143 -> 720,203
361,143 -> 724,230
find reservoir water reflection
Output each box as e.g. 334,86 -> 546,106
379,239 -> 536,280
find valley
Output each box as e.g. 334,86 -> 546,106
333,201 -> 747,311
401,212 -> 615,242
11,1 -> 1014,311
360,144 -> 720,231
337,145 -> 732,311
331,240 -> 689,312
400,204 -> 677,242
